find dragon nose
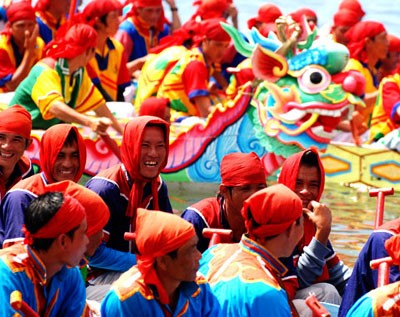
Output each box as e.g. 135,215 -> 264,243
342,70 -> 366,97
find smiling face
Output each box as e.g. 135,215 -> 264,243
294,165 -> 321,208
52,140 -> 80,182
0,132 -> 30,180
139,126 -> 167,180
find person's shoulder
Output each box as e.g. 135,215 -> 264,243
111,266 -> 149,299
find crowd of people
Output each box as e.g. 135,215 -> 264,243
0,0 -> 399,316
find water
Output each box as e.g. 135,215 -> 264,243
168,181 -> 400,267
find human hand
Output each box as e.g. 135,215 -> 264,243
24,24 -> 38,52
89,117 -> 112,135
304,201 -> 332,245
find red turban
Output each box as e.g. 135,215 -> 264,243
220,152 -> 266,186
139,97 -> 169,119
345,21 -> 386,61
290,8 -> 317,24
0,106 -> 32,139
83,0 -> 122,23
44,23 -> 97,59
388,34 -> 400,53
40,124 -> 86,183
333,9 -> 360,28
135,208 -> 195,304
24,194 -> 85,245
247,3 -> 282,30
136,0 -> 162,7
44,181 -> 110,237
241,184 -> 302,239
34,0 -> 51,12
338,0 -> 365,20
201,18 -> 231,42
192,0 -> 229,20
121,116 -> 169,226
6,1 -> 36,23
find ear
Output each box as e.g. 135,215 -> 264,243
155,255 -> 170,272
25,138 -> 33,150
55,233 -> 69,249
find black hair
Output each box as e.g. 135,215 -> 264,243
300,150 -> 320,170
64,128 -> 78,147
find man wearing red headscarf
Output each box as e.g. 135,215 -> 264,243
101,208 -> 221,316
338,0 -> 365,21
0,1 -> 44,92
10,23 -> 124,135
157,18 -> 231,121
115,0 -> 180,76
0,105 -> 33,202
289,7 -> 318,31
330,9 -> 360,45
85,115 -> 172,301
344,21 -> 388,128
34,0 -> 69,44
278,149 -> 348,311
0,124 -> 86,248
0,191 -> 90,316
181,152 -> 266,252
83,0 -> 133,103
247,3 -> 282,31
199,184 -> 304,316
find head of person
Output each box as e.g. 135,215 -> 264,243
331,9 -> 360,45
199,18 -> 231,64
133,208 -> 200,304
219,152 -> 267,240
40,124 -> 86,183
23,192 -> 89,268
44,181 -> 110,257
193,0 -> 230,20
35,0 -> 70,17
44,23 -> 97,66
83,0 -> 122,37
278,148 -> 324,209
121,116 -> 169,222
345,21 -> 388,63
134,0 -> 163,28
338,0 -> 365,21
139,97 -> 171,123
289,7 -> 318,30
241,184 -> 303,257
5,1 -> 36,47
0,105 -> 32,179
247,3 -> 282,31
380,34 -> 400,74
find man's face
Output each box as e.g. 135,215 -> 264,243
202,39 -> 230,64
139,126 -> 167,180
137,6 -> 162,27
0,132 -> 29,177
221,183 -> 266,240
294,165 -> 321,208
62,218 -> 89,267
50,0 -> 70,16
86,230 -> 103,257
104,10 -> 121,36
162,236 -> 201,282
10,20 -> 36,46
52,141 -> 80,182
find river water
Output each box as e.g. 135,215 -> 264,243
168,181 -> 400,267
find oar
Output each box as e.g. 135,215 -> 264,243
370,256 -> 393,287
203,228 -> 233,247
369,187 -> 394,229
10,290 -> 39,317
305,293 -> 330,317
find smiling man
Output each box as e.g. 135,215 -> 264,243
101,208 -> 220,316
0,123 -> 86,248
85,115 -> 172,302
0,106 -> 33,202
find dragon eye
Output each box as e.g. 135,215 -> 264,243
298,67 -> 331,94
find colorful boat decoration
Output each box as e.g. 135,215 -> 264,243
22,19 -> 400,189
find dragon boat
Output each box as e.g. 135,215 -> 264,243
21,20 -> 400,190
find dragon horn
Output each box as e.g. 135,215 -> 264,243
250,27 -> 280,52
220,22 -> 254,57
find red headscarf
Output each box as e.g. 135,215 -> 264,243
136,0 -> 162,6
247,3 -> 282,30
44,180 -> 110,237
139,97 -> 169,119
241,184 -> 302,239
333,9 -> 360,28
290,8 -> 317,24
34,0 -> 51,11
135,208 -> 195,304
126,0 -> 168,35
278,148 -> 325,251
40,124 -> 86,183
338,0 -> 365,20
192,0 -> 230,20
388,34 -> 400,53
196,18 -> 231,43
23,194 -> 86,245
121,116 -> 169,227
6,1 -> 36,23
0,106 -> 32,140
385,234 -> 400,264
220,152 -> 266,186
83,0 -> 122,24
44,23 -> 97,59
345,21 -> 386,62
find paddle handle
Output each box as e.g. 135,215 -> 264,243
10,290 -> 39,317
370,256 -> 393,287
203,228 -> 233,247
369,188 -> 394,229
